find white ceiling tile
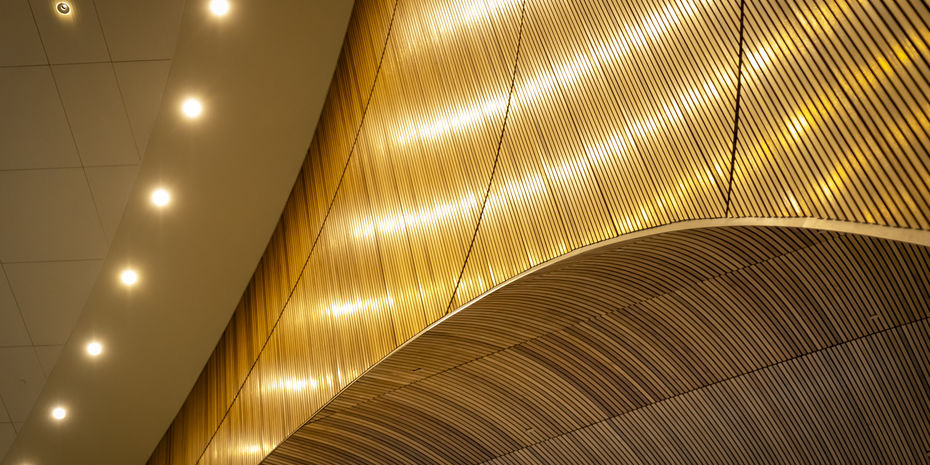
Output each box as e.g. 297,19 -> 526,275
4,260 -> 101,346
0,0 -> 47,66
0,67 -> 80,170
53,63 -> 140,166
95,0 -> 185,61
34,345 -> 63,376
86,165 -> 139,242
0,347 -> 46,422
114,60 -> 171,156
0,169 -> 108,262
0,266 -> 31,348
0,422 -> 15,459
27,0 -> 109,64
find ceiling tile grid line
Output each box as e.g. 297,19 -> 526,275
0,257 -> 111,266
0,58 -> 173,69
0,162 -> 139,174
0,263 -> 40,348
0,365 -> 19,426
0,258 -> 43,449
0,261 -> 43,438
0,265 -> 33,348
88,0 -> 144,165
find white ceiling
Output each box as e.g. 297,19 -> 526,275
0,0 -> 183,456
1,1 -> 354,463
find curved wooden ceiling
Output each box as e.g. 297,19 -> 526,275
266,226 -> 930,464
147,0 -> 930,463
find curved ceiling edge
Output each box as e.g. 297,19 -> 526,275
449,218 -> 930,324
263,220 -> 930,464
272,219 -> 925,415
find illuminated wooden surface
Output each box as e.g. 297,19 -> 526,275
265,226 -> 930,464
148,0 -> 930,463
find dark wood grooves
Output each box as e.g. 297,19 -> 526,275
265,226 -> 930,464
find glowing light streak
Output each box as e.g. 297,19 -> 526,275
431,0 -> 521,35
330,295 -> 395,316
398,0 -> 712,145
278,377 -> 319,392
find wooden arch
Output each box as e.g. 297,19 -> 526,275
265,222 -> 930,464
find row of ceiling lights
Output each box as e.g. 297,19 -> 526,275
31,0 -> 231,458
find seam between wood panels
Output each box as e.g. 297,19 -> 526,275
724,0 -> 747,216
445,0 -> 530,314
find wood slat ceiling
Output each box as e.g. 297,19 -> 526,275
266,226 -> 930,464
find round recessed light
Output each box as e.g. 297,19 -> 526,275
51,406 -> 67,420
86,341 -> 103,357
209,0 -> 230,16
120,269 -> 138,286
151,188 -> 171,207
56,2 -> 71,15
182,98 -> 203,118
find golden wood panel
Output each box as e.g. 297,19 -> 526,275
732,0 -> 930,226
265,226 -> 930,464
148,0 -> 930,463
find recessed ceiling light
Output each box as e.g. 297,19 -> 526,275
151,188 -> 171,207
56,2 -> 71,15
51,406 -> 67,420
120,269 -> 138,286
86,341 -> 103,357
182,98 -> 203,118
209,0 -> 230,16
